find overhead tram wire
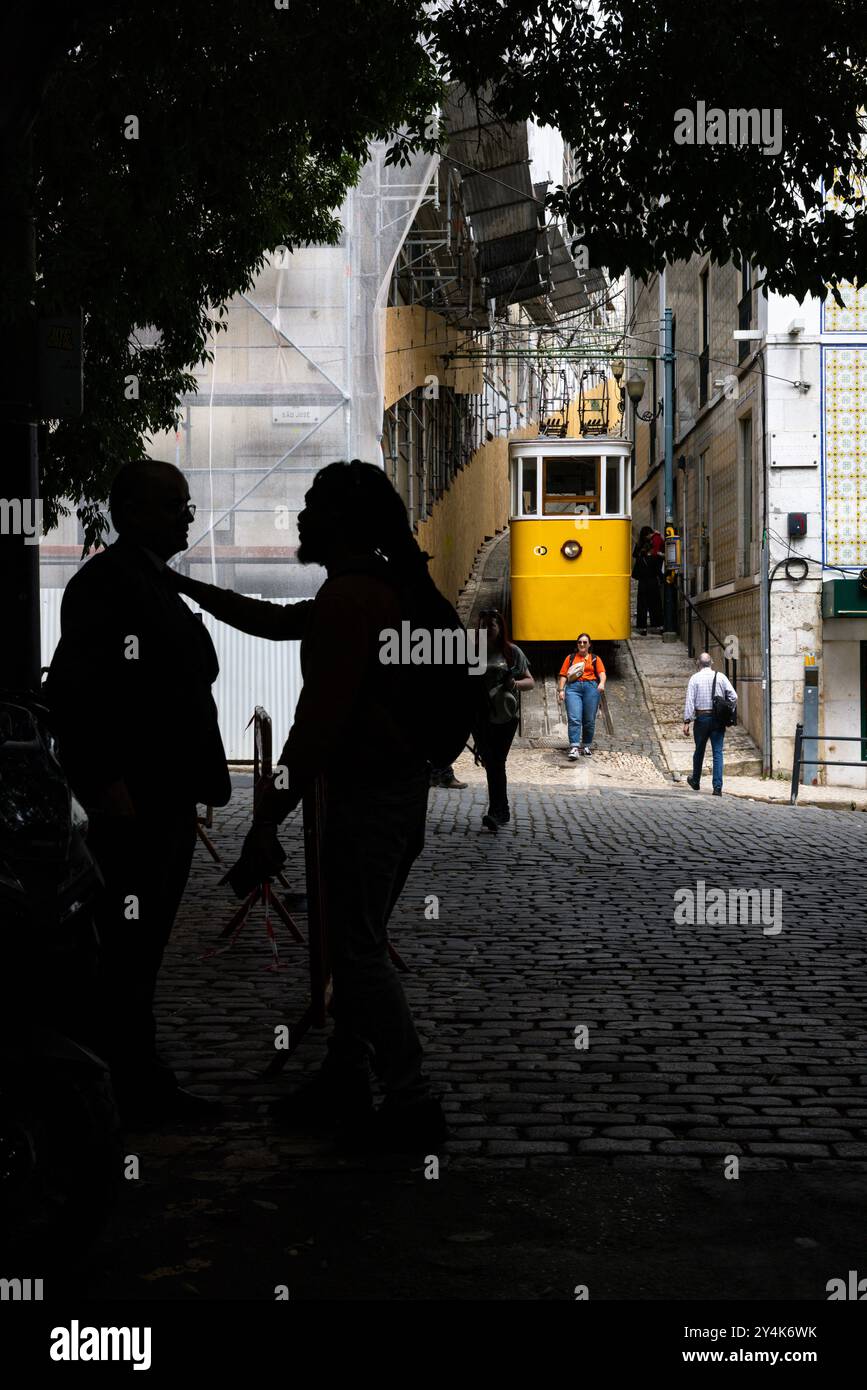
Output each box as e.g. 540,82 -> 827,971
622,325 -> 818,393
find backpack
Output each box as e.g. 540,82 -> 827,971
363,561 -> 478,768
486,654 -> 521,725
405,582 -> 479,765
711,672 -> 735,729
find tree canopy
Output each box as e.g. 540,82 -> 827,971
4,0 -> 867,543
431,0 -> 867,298
0,1 -> 440,542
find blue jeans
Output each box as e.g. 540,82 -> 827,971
692,714 -> 725,790
564,681 -> 601,747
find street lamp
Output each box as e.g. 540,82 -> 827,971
610,358 -> 626,415
626,373 -> 663,422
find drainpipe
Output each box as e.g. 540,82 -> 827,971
662,306 -> 677,640
407,392 -> 415,527
758,349 -> 772,776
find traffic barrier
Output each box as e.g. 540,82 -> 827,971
790,722 -> 867,804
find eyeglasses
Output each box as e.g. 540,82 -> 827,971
165,500 -> 196,520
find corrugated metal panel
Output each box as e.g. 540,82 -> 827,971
40,588 -> 303,763
485,261 -> 547,300
460,161 -> 535,216
443,86 -> 529,168
579,268 -> 607,294
477,228 -> 540,275
524,296 -> 555,324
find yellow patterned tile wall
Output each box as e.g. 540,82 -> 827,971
823,347 -> 867,566
823,283 -> 867,333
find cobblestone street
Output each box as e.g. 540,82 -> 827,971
81,760 -> 867,1300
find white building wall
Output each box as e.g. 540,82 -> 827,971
40,588 -> 303,764
823,618 -> 867,790
763,288 -> 867,785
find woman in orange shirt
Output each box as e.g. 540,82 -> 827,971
557,632 -> 606,759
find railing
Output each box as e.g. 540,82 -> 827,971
677,576 -> 738,705
790,724 -> 867,804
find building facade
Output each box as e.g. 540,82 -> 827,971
627,261 -> 867,788
39,93 -> 609,755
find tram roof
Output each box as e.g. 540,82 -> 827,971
508,435 -> 631,453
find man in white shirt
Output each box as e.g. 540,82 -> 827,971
682,652 -> 738,796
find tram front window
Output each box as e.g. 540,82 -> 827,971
521,459 -> 538,514
605,457 -> 622,514
543,456 -> 599,515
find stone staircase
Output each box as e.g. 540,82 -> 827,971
628,634 -> 762,778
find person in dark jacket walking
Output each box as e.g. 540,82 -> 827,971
632,530 -> 663,634
472,608 -> 534,832
44,460 -> 231,1125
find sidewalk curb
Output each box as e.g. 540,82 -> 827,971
624,639 -> 678,782
722,786 -> 867,813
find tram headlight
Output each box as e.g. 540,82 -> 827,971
561,540 -> 583,560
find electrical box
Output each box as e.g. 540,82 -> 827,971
788,512 -> 807,537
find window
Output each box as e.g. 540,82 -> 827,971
521,458 -> 538,515
699,268 -> 710,407
543,456 -> 599,515
650,495 -> 658,532
604,458 -> 622,514
671,314 -> 678,430
739,415 -> 753,572
738,260 -> 753,364
649,357 -> 657,462
698,448 -> 711,585
862,642 -> 867,761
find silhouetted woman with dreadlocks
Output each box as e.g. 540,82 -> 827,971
171,459 -> 456,1151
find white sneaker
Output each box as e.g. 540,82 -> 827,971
568,745 -> 582,760
582,745 -> 592,756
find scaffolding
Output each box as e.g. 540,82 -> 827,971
130,90 -> 626,597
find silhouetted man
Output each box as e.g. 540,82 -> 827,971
171,460 -> 453,1151
45,460 -> 231,1124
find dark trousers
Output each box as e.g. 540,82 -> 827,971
321,769 -> 431,1102
692,714 -> 726,791
636,580 -> 661,629
86,804 -> 197,1097
476,718 -> 518,818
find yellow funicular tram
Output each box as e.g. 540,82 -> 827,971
508,434 -> 632,643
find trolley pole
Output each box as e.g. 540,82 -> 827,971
662,306 -> 678,641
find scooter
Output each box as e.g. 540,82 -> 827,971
0,691 -> 120,1272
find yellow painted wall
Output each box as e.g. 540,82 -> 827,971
563,380 -> 622,437
416,425 -> 538,605
384,306 -> 482,407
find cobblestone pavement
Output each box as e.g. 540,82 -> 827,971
78,769 -> 867,1301
80,534 -> 867,1299
153,773 -> 867,1176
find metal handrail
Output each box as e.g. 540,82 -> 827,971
790,722 -> 867,803
676,576 -> 738,693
